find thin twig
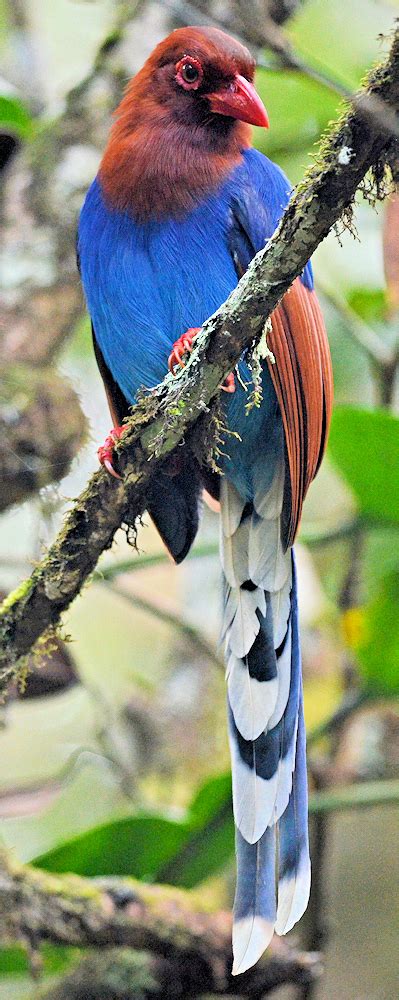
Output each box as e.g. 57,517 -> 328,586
306,690 -> 368,749
102,579 -> 223,671
95,541 -> 219,582
317,278 -> 394,367
309,777 -> 399,814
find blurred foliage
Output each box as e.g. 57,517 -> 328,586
0,946 -> 73,980
328,406 -> 399,701
254,0 -> 396,179
0,95 -> 33,139
31,773 -> 234,887
255,71 -> 339,158
288,0 -> 392,86
347,287 -> 387,325
358,572 -> 399,696
329,407 -> 399,525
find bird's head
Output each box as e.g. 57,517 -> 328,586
136,26 -> 269,131
100,27 -> 269,218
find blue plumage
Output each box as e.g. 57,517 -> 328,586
276,690 -> 311,934
233,556 -> 310,972
234,825 -> 277,972
79,143 -> 313,971
79,148 -> 311,503
78,148 -> 311,408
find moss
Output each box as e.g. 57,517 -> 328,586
0,575 -> 35,615
137,879 -> 215,917
26,865 -> 104,904
168,400 -> 186,417
31,627 -> 60,668
38,949 -> 158,999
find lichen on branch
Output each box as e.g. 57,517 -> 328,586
0,848 -> 319,997
0,26 -> 399,689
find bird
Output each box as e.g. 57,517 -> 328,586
77,25 -> 333,975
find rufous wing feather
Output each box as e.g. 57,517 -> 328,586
268,280 -> 333,548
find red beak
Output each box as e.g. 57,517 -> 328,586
206,74 -> 269,129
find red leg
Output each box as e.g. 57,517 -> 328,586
97,425 -> 124,479
168,327 -> 235,393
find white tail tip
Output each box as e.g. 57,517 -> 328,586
232,916 -> 274,975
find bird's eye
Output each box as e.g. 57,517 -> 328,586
175,56 -> 203,90
181,62 -> 199,83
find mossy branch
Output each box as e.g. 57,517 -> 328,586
1,27 -> 399,688
0,849 -> 318,997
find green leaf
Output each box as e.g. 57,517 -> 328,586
328,407 -> 399,525
32,813 -> 192,881
31,773 -> 235,888
0,949 -> 28,977
0,96 -> 33,140
357,571 -> 399,696
189,771 -> 232,827
255,69 -> 339,159
159,772 -> 234,889
164,809 -> 233,889
347,288 -> 387,325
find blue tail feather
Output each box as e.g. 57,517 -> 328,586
229,559 -> 301,842
233,825 -> 277,975
231,555 -> 310,971
276,689 -> 311,934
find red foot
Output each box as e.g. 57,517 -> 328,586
220,372 -> 235,393
168,327 -> 200,373
97,425 -> 124,480
168,328 -> 235,393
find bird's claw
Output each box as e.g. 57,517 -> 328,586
97,425 -> 124,479
168,327 -> 200,373
168,327 -> 235,393
220,371 -> 236,393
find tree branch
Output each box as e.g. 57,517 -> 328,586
0,849 -> 319,997
1,27 -> 399,688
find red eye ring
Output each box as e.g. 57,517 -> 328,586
175,56 -> 203,90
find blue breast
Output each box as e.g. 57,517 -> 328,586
78,148 -> 312,499
79,174 -> 236,404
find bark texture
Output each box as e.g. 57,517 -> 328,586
0,850 -> 319,998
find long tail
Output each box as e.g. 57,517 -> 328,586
220,475 -> 311,975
